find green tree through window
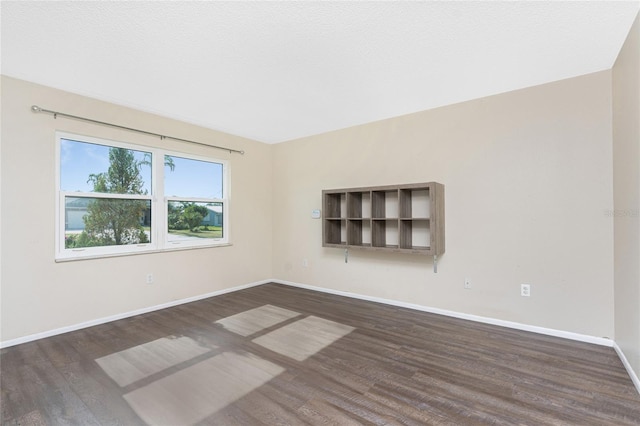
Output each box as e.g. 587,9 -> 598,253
73,148 -> 149,247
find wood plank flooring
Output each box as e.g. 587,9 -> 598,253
2,283 -> 639,425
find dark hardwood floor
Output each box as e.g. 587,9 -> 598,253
2,283 -> 639,425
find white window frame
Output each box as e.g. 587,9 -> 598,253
56,132 -> 229,261
162,149 -> 229,250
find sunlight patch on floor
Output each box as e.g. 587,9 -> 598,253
124,351 -> 284,425
95,336 -> 212,387
215,304 -> 300,336
253,316 -> 355,361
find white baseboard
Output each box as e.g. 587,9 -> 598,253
0,279 -> 270,349
272,279 -> 614,347
613,342 -> 640,395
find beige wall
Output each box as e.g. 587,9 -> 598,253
273,71 -> 615,338
0,76 -> 273,342
613,13 -> 640,376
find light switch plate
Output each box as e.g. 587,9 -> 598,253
311,209 -> 321,219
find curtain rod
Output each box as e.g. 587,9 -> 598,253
31,105 -> 245,155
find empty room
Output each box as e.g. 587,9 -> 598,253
1,1 -> 640,425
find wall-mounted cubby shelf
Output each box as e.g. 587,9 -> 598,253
322,182 -> 445,257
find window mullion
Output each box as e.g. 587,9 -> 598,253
154,149 -> 165,250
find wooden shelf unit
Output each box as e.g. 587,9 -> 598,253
322,182 -> 444,256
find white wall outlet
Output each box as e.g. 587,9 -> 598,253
521,284 -> 531,297
302,258 -> 309,268
464,278 -> 471,289
146,273 -> 154,284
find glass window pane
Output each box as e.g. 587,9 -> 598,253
60,139 -> 152,195
167,201 -> 223,242
164,155 -> 223,199
64,197 -> 151,248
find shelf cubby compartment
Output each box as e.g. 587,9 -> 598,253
399,188 -> 430,219
323,192 -> 346,219
324,219 -> 346,246
372,189 -> 399,219
372,219 -> 399,249
347,219 -> 372,247
347,191 -> 373,218
400,219 -> 431,252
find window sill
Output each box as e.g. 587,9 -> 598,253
55,243 -> 233,262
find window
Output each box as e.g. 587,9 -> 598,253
56,132 -> 229,260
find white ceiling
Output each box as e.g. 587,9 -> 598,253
2,1 -> 639,144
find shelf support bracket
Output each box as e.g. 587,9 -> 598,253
345,248 -> 349,264
433,254 -> 438,273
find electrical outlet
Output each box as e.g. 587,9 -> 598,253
521,284 -> 531,297
464,278 -> 471,289
302,258 -> 309,268
146,273 -> 154,284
